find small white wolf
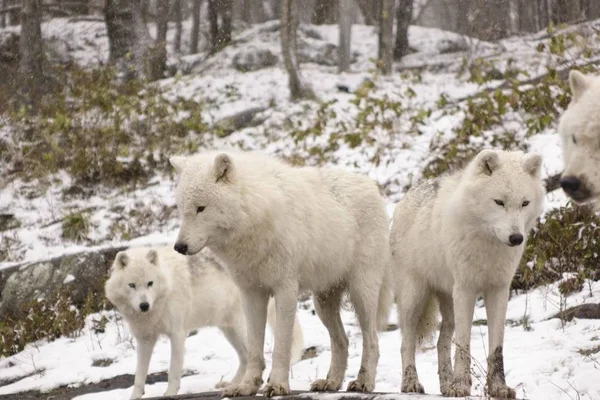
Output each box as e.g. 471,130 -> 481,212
104,245 -> 304,399
559,70 -> 600,210
390,149 -> 545,398
170,150 -> 392,398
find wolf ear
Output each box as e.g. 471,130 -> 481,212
569,70 -> 592,102
146,249 -> 158,266
116,252 -> 129,269
475,149 -> 500,176
523,153 -> 543,178
169,156 -> 187,174
214,153 -> 233,183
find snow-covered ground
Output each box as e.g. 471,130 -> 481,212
1,280 -> 599,399
0,15 -> 599,400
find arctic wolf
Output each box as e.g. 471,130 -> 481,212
559,70 -> 600,210
104,245 -> 304,399
170,151 -> 392,398
390,149 -> 545,398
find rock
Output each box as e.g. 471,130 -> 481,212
213,107 -> 267,137
0,214 -> 20,232
232,46 -> 278,72
551,303 -> 600,322
0,246 -> 127,318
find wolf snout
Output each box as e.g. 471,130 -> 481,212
560,175 -> 591,202
174,242 -> 188,255
508,233 -> 523,247
139,302 -> 150,312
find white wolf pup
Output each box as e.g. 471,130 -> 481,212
104,245 -> 304,399
170,151 -> 392,398
559,70 -> 600,210
390,149 -> 545,398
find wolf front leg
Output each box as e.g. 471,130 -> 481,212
130,335 -> 157,399
164,330 -> 187,396
445,286 -> 476,398
264,285 -> 299,397
221,288 -> 269,398
484,285 -> 516,399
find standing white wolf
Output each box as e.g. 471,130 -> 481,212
104,245 -> 304,399
170,151 -> 392,398
559,70 -> 600,210
390,149 -> 545,398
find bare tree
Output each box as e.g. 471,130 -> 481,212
281,0 -> 314,100
378,0 -> 394,74
394,0 -> 413,60
241,0 -> 267,23
357,0 -> 380,25
208,0 -> 232,52
19,0 -> 43,109
156,0 -> 171,47
339,0 -> 352,72
105,0 -> 165,81
312,0 -> 338,24
174,0 -> 182,52
470,0 -> 510,40
190,0 -> 202,54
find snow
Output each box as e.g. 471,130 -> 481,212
1,280 -> 599,399
1,14 -> 599,400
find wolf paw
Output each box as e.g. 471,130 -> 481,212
310,378 -> 341,392
215,381 -> 231,389
401,378 -> 424,394
443,383 -> 471,397
346,378 -> 374,393
163,386 -> 178,396
129,387 -> 144,399
221,382 -> 259,398
489,383 -> 516,399
263,382 -> 291,398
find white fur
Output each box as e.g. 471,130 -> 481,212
558,70 -> 600,209
104,245 -> 304,399
170,150 -> 391,397
390,149 -> 545,398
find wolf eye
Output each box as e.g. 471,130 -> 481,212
522,200 -> 530,207
128,283 -> 136,289
197,206 -> 205,213
572,135 -> 577,144
494,199 -> 504,206
147,281 -> 153,287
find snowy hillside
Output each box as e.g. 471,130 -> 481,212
0,15 -> 599,400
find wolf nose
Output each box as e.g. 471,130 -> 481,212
508,234 -> 523,246
174,242 -> 188,255
139,302 -> 150,312
560,176 -> 581,195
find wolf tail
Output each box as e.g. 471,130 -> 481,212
266,297 -> 305,364
376,266 -> 395,331
404,292 -> 438,348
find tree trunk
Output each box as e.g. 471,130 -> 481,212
281,0 -> 314,101
0,0 -> 6,28
141,0 -> 149,23
312,0 -> 338,24
174,0 -> 182,52
217,0 -> 233,49
190,0 -> 202,54
357,0 -> 380,25
242,0 -> 267,23
19,0 -> 44,111
378,0 -> 394,74
105,0 -> 165,81
469,0 -> 510,40
394,0 -> 412,60
582,0 -> 600,19
338,0 -> 352,72
208,0 -> 219,51
156,0 -> 170,47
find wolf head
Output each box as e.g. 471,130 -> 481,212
104,248 -> 171,314
170,152 -> 255,256
458,149 -> 545,247
558,70 -> 600,209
